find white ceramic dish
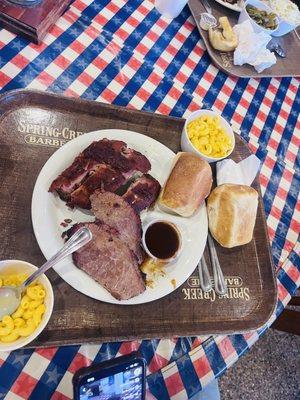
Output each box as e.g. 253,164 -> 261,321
142,219 -> 183,263
0,260 -> 54,352
214,0 -> 243,12
31,129 -> 208,305
238,0 -> 279,35
181,109 -> 235,163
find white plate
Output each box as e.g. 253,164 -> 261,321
31,129 -> 208,305
214,0 -> 243,12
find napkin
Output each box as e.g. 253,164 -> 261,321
216,154 -> 261,186
233,20 -> 276,73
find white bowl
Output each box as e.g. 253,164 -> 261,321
239,0 -> 279,35
0,260 -> 54,352
181,109 -> 235,163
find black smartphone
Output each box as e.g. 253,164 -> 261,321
73,352 -> 146,400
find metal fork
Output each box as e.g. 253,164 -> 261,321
198,254 -> 212,292
207,234 -> 227,296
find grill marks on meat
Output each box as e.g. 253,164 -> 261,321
67,164 -> 125,209
67,222 -> 145,300
49,157 -> 100,201
49,139 -> 151,207
83,139 -> 151,173
90,191 -> 144,264
123,174 -> 161,214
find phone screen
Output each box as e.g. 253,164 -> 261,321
79,362 -> 144,400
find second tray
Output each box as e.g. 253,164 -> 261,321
189,0 -> 300,78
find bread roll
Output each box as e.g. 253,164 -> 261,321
207,184 -> 258,248
158,152 -> 212,217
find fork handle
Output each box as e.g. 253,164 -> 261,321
21,227 -> 92,289
198,256 -> 212,292
208,234 -> 228,296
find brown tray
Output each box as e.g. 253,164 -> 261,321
0,89 -> 277,347
188,0 -> 300,78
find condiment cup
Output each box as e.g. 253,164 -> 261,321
0,260 -> 54,352
181,109 -> 235,163
142,220 -> 182,263
238,0 -> 279,35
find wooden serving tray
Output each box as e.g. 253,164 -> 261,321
188,0 -> 300,78
0,90 -> 277,347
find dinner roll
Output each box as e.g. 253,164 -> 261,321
158,152 -> 212,217
207,183 -> 258,248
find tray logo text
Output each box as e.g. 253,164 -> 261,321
18,121 -> 85,147
182,275 -> 250,302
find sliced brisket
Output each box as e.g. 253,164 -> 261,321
67,222 -> 145,300
90,191 -> 144,264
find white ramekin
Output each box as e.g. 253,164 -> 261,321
181,109 -> 235,163
142,220 -> 182,263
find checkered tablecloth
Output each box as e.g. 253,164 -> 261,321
0,0 -> 299,399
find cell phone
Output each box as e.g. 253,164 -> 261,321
73,352 -> 146,400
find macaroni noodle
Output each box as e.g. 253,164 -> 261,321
0,273 -> 46,343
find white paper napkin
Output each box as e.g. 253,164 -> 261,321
216,154 -> 261,186
233,20 -> 276,73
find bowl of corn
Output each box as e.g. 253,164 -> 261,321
181,110 -> 235,163
0,260 -> 54,352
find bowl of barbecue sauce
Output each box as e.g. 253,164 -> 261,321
142,220 -> 182,263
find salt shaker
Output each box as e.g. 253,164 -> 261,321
155,0 -> 189,19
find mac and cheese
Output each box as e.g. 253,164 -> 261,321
187,115 -> 233,158
0,274 -> 46,343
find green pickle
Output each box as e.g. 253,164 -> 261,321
246,4 -> 278,30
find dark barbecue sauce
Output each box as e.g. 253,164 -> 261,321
145,222 -> 180,260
